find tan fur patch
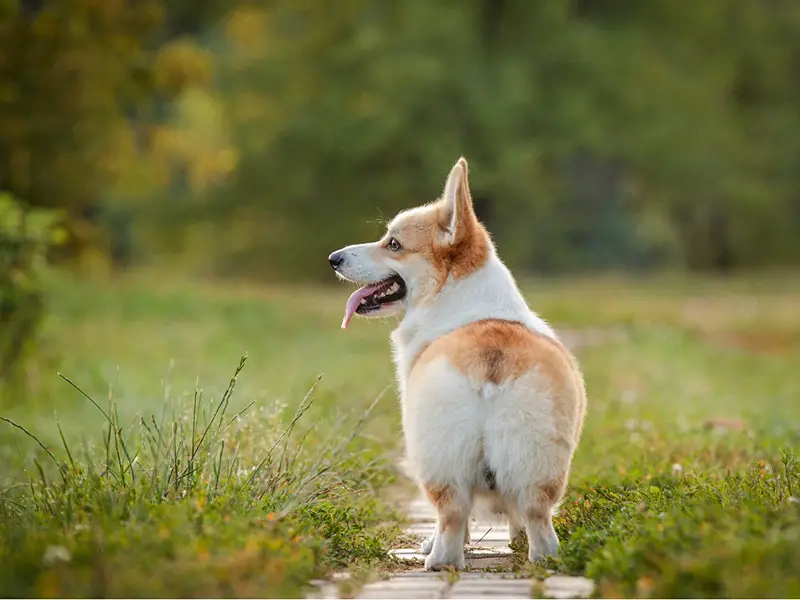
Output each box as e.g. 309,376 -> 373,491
414,319 -> 572,387
527,477 -> 566,520
412,319 -> 585,435
424,484 -> 453,510
539,480 -> 564,506
423,483 -> 467,536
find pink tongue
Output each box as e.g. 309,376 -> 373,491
342,283 -> 384,329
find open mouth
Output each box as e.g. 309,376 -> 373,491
342,274 -> 407,329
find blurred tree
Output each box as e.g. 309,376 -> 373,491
4,0 -> 800,279
0,192 -> 64,381
0,0 -> 162,268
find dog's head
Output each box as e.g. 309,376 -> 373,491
330,157 -> 491,328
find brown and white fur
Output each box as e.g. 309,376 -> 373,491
328,158 -> 586,571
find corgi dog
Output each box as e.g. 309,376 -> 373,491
328,158 -> 586,571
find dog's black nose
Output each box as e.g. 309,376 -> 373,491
328,251 -> 344,270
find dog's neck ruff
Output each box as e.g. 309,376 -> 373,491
390,249 -> 556,382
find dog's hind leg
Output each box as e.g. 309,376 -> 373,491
422,483 -> 472,571
420,520 -> 470,555
521,479 -> 564,562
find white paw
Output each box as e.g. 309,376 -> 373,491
528,539 -> 559,562
424,550 -> 465,571
420,535 -> 434,555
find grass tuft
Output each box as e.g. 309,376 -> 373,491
0,358 -> 401,597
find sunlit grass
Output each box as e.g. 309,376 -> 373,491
2,270 -> 800,597
0,355 -> 399,597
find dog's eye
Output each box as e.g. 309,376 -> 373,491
386,238 -> 402,252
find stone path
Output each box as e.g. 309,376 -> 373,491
307,495 -> 594,599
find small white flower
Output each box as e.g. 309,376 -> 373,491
789,496 -> 799,504
43,545 -> 71,565
672,463 -> 683,475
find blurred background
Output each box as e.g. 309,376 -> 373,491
3,0 -> 800,385
4,0 -> 800,280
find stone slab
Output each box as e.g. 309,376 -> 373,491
541,575 -> 595,599
356,574 -> 449,599
455,573 -> 523,580
450,578 -> 533,599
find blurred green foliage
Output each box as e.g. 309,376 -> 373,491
0,193 -> 63,379
3,0 -> 800,279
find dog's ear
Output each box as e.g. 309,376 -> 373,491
440,157 -> 476,244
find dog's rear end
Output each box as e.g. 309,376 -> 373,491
405,319 -> 585,570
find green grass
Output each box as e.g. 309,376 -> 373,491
0,273 -> 404,597
2,270 -> 800,597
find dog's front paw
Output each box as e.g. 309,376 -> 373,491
420,535 -> 434,555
